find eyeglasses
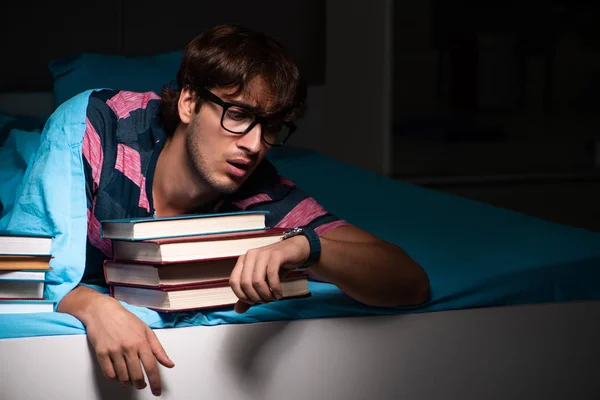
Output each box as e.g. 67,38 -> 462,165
197,87 -> 296,146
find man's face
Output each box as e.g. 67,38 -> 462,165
183,86 -> 272,195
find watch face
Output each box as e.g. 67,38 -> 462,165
283,227 -> 304,239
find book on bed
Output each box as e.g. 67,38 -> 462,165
0,255 -> 53,271
0,269 -> 50,281
0,299 -> 54,314
103,214 -> 305,312
103,258 -> 238,288
0,279 -> 45,300
111,228 -> 287,263
100,211 -> 269,240
0,236 -> 53,306
0,232 -> 53,256
110,274 -> 310,312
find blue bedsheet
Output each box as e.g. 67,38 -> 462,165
1,91 -> 600,340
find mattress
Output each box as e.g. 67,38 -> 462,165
2,145 -> 600,339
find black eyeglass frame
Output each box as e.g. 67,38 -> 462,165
196,87 -> 296,146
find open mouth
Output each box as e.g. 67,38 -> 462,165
226,160 -> 250,177
227,160 -> 249,170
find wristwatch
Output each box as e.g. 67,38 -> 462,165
282,226 -> 321,270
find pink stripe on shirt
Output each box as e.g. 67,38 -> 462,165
315,219 -> 351,236
277,175 -> 296,188
276,197 -> 328,229
115,144 -> 150,212
106,91 -> 160,120
82,117 -> 103,192
87,208 -> 113,257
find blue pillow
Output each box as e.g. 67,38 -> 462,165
0,112 -> 47,147
49,52 -> 183,108
0,113 -> 46,218
0,111 -> 47,217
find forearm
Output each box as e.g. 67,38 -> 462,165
57,285 -> 120,326
311,237 -> 429,307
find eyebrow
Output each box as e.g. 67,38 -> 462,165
214,90 -> 258,112
216,89 -> 281,118
220,91 -> 276,116
226,99 -> 262,114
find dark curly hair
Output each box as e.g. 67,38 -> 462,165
160,24 -> 307,135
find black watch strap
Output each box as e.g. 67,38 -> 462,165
282,227 -> 321,270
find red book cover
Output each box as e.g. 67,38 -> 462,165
111,228 -> 288,263
107,288 -> 312,313
105,255 -> 240,266
106,271 -> 308,292
102,257 -> 238,287
104,261 -> 308,290
111,228 -> 287,245
108,275 -> 311,313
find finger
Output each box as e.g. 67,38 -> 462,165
229,255 -> 253,305
266,258 -> 283,300
138,349 -> 161,396
147,327 -> 174,368
110,353 -> 131,386
234,300 -> 253,314
240,251 -> 265,303
252,253 -> 276,302
96,351 -> 117,381
124,350 -> 147,390
145,327 -> 174,396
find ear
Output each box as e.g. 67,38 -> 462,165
177,88 -> 197,124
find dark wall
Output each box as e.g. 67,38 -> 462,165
0,0 -> 325,92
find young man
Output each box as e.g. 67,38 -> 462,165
53,25 -> 429,396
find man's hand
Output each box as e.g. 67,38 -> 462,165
229,235 -> 310,313
85,300 -> 174,396
57,286 -> 174,396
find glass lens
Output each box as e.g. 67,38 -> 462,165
222,105 -> 291,146
262,122 -> 291,146
222,106 -> 255,133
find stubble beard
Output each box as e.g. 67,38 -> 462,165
185,125 -> 239,195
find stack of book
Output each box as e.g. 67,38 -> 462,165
101,211 -> 310,312
0,232 -> 55,314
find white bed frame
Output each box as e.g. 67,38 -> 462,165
2,301 -> 599,400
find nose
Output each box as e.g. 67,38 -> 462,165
236,123 -> 263,154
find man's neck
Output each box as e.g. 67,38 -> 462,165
152,130 -> 219,217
